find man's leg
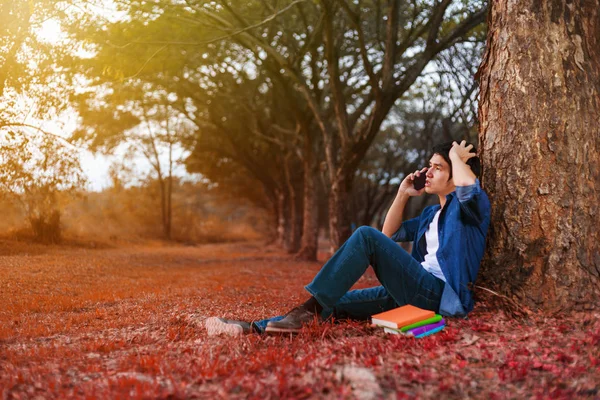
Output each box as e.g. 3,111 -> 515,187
218,284 -> 423,335
307,226 -> 443,310
251,287 -> 395,334
251,316 -> 284,333
266,226 -> 444,332
328,286 -> 398,321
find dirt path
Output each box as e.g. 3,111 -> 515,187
1,240 -> 598,398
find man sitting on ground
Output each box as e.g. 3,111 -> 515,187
205,141 -> 491,336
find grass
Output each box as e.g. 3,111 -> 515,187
1,239 -> 599,399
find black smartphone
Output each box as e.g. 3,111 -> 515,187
413,172 -> 427,190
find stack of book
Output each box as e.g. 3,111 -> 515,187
371,304 -> 445,338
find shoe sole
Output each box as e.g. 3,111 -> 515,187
205,317 -> 243,337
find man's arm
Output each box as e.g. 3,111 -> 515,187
455,180 -> 490,225
449,140 -> 477,186
382,167 -> 427,239
449,141 -> 489,225
382,192 -> 411,238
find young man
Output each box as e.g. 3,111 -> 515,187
205,141 -> 490,336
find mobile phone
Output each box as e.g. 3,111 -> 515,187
413,172 -> 427,190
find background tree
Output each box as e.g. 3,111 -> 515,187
477,0 -> 600,310
182,68 -> 307,251
0,133 -> 86,242
0,1 -> 91,243
72,72 -> 196,240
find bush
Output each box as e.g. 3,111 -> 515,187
29,210 -> 62,243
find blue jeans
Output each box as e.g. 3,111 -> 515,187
253,226 -> 445,333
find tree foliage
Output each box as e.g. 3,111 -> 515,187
0,0 -> 74,129
62,0 -> 486,249
0,133 -> 86,242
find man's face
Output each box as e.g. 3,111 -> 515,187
425,154 -> 455,196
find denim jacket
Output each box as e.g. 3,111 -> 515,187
391,180 -> 491,317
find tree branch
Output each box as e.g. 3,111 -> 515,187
0,122 -> 79,149
321,0 -> 351,149
335,0 -> 381,98
381,0 -> 401,89
436,6 -> 488,50
108,0 -> 309,49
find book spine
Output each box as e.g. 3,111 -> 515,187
371,318 -> 399,329
415,325 -> 445,338
399,315 -> 443,332
383,327 -> 407,335
407,320 -> 445,336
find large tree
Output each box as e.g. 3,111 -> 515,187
477,0 -> 600,310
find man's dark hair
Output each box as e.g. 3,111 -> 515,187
431,141 -> 481,179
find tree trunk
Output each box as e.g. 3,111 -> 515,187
165,174 -> 172,240
166,136 -> 173,240
157,174 -> 169,240
328,173 -> 353,253
264,192 -> 280,245
275,189 -> 286,248
283,154 -> 301,253
290,184 -> 304,253
477,0 -> 600,311
296,141 -> 320,261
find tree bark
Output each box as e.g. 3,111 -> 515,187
478,0 -> 600,311
275,189 -> 287,248
166,125 -> 173,240
328,173 -> 353,254
264,192 -> 280,245
291,183 -> 304,253
283,154 -> 302,253
296,135 -> 320,261
158,175 -> 168,239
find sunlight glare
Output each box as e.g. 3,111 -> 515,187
38,19 -> 65,44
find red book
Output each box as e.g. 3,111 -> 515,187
371,305 -> 435,329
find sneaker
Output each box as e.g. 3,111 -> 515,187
205,317 -> 251,337
265,306 -> 320,333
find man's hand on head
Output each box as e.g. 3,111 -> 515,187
449,140 -> 477,186
449,140 -> 476,164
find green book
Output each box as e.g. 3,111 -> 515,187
399,314 -> 443,332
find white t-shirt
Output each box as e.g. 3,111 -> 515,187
421,209 -> 447,282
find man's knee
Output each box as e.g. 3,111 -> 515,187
354,225 -> 382,239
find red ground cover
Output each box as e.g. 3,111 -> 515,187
0,240 -> 598,399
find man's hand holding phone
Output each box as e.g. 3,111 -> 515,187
398,167 -> 428,197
